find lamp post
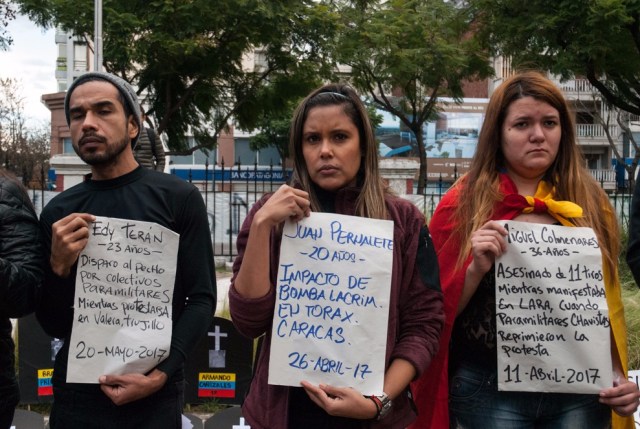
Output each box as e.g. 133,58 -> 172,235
94,0 -> 103,71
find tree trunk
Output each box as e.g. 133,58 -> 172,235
628,163 -> 637,196
414,126 -> 427,194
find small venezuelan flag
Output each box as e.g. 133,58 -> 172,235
198,372 -> 236,398
37,369 -> 54,396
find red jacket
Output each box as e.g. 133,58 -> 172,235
410,185 -> 467,429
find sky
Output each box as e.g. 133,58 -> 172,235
0,13 -> 57,127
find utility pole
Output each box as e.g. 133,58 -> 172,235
94,0 -> 103,71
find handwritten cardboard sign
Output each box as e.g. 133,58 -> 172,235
268,213 -> 394,395
67,216 -> 179,383
496,221 -> 611,393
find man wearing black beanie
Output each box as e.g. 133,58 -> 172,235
37,72 -> 216,428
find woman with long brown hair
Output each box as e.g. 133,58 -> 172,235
229,83 -> 444,428
412,71 -> 639,428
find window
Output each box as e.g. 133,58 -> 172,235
584,154 -> 600,170
170,137 -> 217,165
62,138 -> 74,154
576,111 -> 595,125
234,138 -> 255,165
74,44 -> 87,71
234,138 -> 281,166
194,148 -> 217,165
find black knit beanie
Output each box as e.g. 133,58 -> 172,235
64,71 -> 142,145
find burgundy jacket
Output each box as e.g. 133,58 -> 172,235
229,187 -> 444,429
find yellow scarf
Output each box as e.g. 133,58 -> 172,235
521,180 -> 583,226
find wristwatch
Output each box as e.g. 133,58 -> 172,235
368,392 -> 392,420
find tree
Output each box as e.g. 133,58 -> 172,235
0,0 -> 16,50
468,0 -> 640,116
0,78 -> 50,185
249,101 -> 295,170
586,96 -> 640,192
335,0 -> 492,193
16,0 -> 337,154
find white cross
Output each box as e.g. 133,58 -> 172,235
232,417 -> 251,429
208,325 -> 228,350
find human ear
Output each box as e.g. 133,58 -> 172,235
127,116 -> 139,140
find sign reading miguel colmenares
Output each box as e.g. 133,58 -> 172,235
67,216 -> 179,383
495,220 -> 612,393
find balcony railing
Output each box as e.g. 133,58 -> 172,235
554,78 -> 593,93
589,168 -> 616,188
576,123 -> 615,139
73,60 -> 87,72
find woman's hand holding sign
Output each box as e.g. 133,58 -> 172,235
458,220 -> 508,314
599,373 -> 640,417
300,381 -> 378,419
254,184 -> 311,227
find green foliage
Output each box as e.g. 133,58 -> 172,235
249,114 -> 291,166
15,0 -> 337,153
0,0 -> 16,50
335,0 -> 492,192
469,0 -> 640,115
366,103 -> 383,130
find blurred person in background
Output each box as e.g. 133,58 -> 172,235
133,108 -> 166,172
0,169 -> 42,429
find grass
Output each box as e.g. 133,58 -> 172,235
618,225 -> 640,370
620,255 -> 640,370
16,403 -> 52,414
184,399 -> 229,415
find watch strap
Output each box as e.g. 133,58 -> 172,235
366,392 -> 392,420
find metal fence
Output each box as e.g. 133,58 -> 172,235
31,165 -> 636,263
169,163 -> 290,264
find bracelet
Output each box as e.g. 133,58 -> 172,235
366,395 -> 383,419
366,392 -> 392,420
